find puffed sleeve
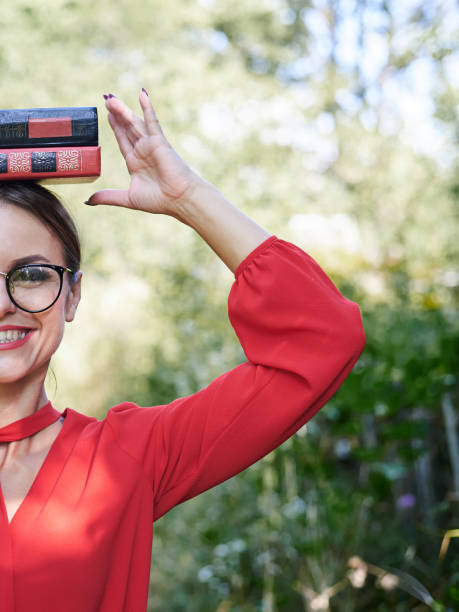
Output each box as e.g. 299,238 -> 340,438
105,236 -> 365,520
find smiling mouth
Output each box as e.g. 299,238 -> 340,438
0,330 -> 31,344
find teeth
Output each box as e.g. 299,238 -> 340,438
0,330 -> 29,344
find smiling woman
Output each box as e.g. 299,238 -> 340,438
0,184 -> 81,389
0,91 -> 365,612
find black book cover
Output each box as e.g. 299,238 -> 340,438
0,107 -> 98,148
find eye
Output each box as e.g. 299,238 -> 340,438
11,266 -> 54,286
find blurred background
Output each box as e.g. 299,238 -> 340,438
1,0 -> 458,609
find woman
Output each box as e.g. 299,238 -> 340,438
0,90 -> 365,611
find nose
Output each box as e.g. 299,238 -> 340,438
0,274 -> 16,317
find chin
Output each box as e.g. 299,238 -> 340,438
0,357 -> 50,386
0,328 -> 63,388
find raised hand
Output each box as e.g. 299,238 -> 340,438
86,90 -> 202,215
87,88 -> 270,272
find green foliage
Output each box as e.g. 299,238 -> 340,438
2,0 -> 458,609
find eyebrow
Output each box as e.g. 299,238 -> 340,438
9,254 -> 53,267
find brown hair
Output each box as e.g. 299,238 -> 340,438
0,181 -> 81,277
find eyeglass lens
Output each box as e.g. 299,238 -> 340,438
8,266 -> 62,312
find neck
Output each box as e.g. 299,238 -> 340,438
0,368 -> 49,428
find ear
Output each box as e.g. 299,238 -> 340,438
65,270 -> 82,323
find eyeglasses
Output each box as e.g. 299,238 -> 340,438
0,264 -> 74,313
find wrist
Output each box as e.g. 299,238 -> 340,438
171,177 -> 221,227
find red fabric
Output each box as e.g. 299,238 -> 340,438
0,402 -> 61,442
0,236 -> 365,611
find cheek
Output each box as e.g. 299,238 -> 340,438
36,302 -> 68,352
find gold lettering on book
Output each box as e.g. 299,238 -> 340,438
0,124 -> 26,139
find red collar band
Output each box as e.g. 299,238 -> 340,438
0,402 -> 62,442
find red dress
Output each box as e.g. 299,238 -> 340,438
0,236 -> 365,611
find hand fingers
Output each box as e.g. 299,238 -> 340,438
107,112 -> 132,159
85,189 -> 131,208
139,89 -> 164,137
105,95 -> 146,146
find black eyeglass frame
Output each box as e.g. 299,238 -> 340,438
0,263 -> 75,313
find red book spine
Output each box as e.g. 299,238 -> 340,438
0,146 -> 101,180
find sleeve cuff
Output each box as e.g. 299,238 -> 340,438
234,235 -> 279,279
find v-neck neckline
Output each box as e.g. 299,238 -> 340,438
0,408 -> 78,530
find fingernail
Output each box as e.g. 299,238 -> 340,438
108,93 -> 116,98
142,87 -> 149,97
103,94 -> 109,100
84,200 -> 96,206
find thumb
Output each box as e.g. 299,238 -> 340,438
85,189 -> 130,208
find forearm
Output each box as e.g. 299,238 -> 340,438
173,178 -> 271,274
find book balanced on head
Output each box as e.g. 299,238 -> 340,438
0,106 -> 100,183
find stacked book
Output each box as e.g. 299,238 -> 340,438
0,107 -> 100,182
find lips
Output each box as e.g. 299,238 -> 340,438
0,327 -> 35,350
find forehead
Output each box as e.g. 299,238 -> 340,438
0,202 -> 64,268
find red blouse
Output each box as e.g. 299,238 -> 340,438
0,236 -> 365,611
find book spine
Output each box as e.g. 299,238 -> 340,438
0,146 -> 101,180
0,107 -> 98,148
